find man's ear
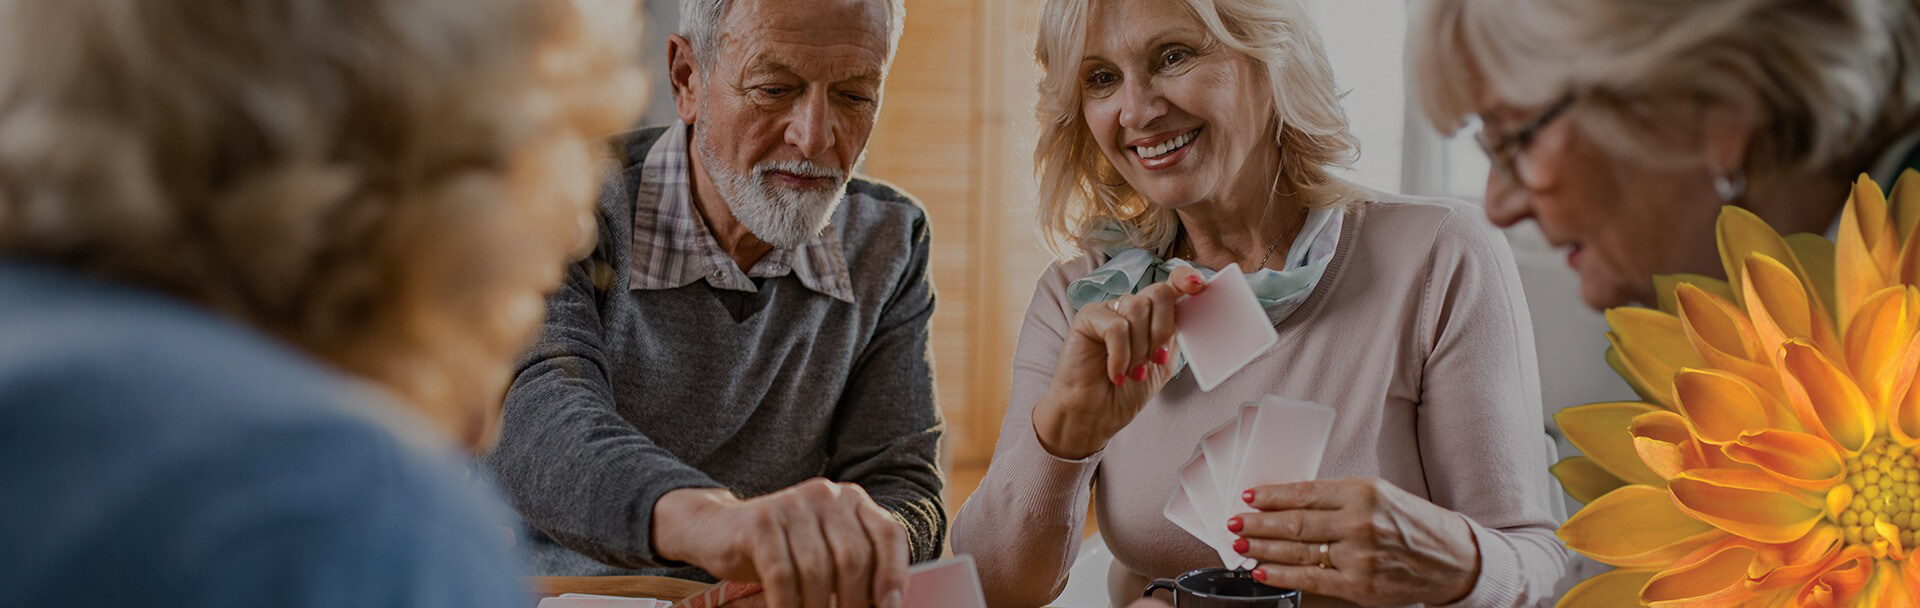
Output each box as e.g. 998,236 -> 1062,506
1700,99 -> 1755,180
667,34 -> 702,125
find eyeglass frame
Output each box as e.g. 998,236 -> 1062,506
1474,94 -> 1576,187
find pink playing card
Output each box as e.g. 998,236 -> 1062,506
1175,264 -> 1278,391
1233,396 -> 1337,507
903,556 -> 988,608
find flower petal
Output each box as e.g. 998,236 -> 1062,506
1720,205 -> 1811,312
1779,340 -> 1876,454
1745,253 -> 1843,364
1642,543 -> 1760,608
1557,402 -> 1668,486
1721,429 -> 1846,490
1839,175 -> 1898,331
1669,469 -> 1824,544
1748,523 -> 1845,591
1633,410 -> 1709,480
1892,168 -> 1920,243
1558,569 -> 1657,608
1843,286 -> 1919,417
1864,560 -> 1914,608
1608,346 -> 1664,406
1677,285 -> 1783,396
1559,484 -> 1724,567
1550,455 -> 1628,505
1656,273 -> 1737,317
1672,369 -> 1779,444
1791,547 -> 1874,608
1608,308 -> 1705,408
1788,232 -> 1839,315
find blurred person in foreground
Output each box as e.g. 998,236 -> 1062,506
1412,0 -> 1920,310
0,0 -> 643,605
485,1 -> 942,607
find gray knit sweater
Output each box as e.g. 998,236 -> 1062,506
486,127 -> 946,578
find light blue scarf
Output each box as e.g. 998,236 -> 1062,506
1067,204 -> 1345,326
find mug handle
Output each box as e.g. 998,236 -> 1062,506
1143,578 -> 1178,599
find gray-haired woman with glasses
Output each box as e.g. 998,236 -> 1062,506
1413,0 -> 1920,310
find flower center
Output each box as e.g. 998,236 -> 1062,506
1838,438 -> 1920,548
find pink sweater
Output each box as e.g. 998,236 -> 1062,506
951,195 -> 1573,608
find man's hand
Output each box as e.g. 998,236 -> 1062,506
653,480 -> 909,608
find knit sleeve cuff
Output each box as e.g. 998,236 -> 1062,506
631,467 -> 727,568
1431,515 -> 1523,608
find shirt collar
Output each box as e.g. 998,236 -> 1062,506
627,121 -> 856,303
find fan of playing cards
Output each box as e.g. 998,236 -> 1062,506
1164,395 -> 1336,570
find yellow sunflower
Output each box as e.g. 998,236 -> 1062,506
1555,170 -> 1920,607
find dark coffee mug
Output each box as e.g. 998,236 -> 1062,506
1142,567 -> 1301,608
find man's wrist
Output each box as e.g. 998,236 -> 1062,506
652,487 -> 739,563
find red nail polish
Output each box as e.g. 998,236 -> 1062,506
1186,275 -> 1203,287
1243,490 -> 1255,504
1152,347 -> 1170,365
1114,374 -> 1126,386
1227,517 -> 1243,533
1234,538 -> 1249,554
1131,364 -> 1148,381
1250,568 -> 1267,582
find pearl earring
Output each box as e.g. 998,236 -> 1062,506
1713,170 -> 1747,202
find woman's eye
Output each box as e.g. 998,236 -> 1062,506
1083,70 -> 1118,89
1161,48 -> 1192,68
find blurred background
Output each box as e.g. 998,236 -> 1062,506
635,0 -> 1632,522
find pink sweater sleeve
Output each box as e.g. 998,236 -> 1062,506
1416,210 -> 1574,607
950,262 -> 1103,608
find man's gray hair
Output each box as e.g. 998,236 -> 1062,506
678,0 -> 905,70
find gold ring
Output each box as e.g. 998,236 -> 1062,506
1317,543 -> 1332,569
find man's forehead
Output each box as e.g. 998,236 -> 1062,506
718,0 -> 891,54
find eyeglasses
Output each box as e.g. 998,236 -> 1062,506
1474,95 -> 1575,188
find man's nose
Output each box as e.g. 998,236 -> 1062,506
1116,78 -> 1167,132
785,88 -> 836,160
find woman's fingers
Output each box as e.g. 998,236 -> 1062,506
1235,508 -> 1349,543
1116,296 -> 1154,381
1168,265 -> 1207,296
1252,563 -> 1344,597
1241,537 -> 1330,568
1097,311 -> 1132,385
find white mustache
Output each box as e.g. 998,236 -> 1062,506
755,159 -> 843,182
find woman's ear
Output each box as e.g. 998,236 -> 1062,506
1699,99 -> 1755,179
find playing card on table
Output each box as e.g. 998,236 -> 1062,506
538,595 -> 671,607
1175,264 -> 1278,391
902,555 -> 988,608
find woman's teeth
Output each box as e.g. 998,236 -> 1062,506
1134,129 -> 1198,159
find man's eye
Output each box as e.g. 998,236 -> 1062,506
755,86 -> 792,98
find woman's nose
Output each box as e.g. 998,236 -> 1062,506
1483,171 -> 1533,228
1117,79 -> 1167,132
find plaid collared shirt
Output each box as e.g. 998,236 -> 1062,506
626,121 -> 856,303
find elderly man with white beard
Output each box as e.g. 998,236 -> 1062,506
484,1 -> 941,607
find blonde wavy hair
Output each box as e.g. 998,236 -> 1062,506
1033,0 -> 1359,260
1412,0 -> 1920,180
0,0 -> 645,450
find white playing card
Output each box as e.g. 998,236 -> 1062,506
1175,264 -> 1279,391
1223,404 -> 1261,570
1198,416 -> 1243,546
903,555 -> 988,608
1178,448 -> 1226,561
1233,396 -> 1337,506
1163,452 -> 1214,558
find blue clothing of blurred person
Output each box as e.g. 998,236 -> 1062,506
0,0 -> 646,605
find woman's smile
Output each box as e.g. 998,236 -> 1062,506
1130,126 -> 1203,171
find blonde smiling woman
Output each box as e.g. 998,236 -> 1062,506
0,0 -> 642,605
950,0 -> 1575,606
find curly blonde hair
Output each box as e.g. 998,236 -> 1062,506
1412,0 -> 1920,180
1032,0 -> 1359,260
0,0 -> 646,449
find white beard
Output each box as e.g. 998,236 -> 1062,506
695,127 -> 851,249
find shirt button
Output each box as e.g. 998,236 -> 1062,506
710,269 -> 725,281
